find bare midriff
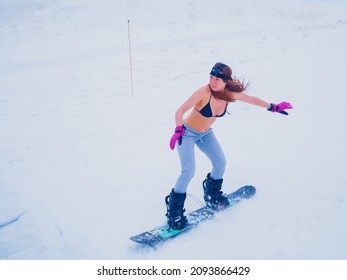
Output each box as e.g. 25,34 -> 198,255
184,109 -> 217,133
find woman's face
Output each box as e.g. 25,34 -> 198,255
209,75 -> 226,92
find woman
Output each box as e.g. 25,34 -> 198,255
166,62 -> 292,230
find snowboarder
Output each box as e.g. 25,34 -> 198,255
166,62 -> 292,230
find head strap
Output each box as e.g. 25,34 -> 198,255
209,64 -> 230,81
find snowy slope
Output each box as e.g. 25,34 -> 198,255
1,0 -> 347,260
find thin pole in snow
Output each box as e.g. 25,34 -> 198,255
127,20 -> 134,98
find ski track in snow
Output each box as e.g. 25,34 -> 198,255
1,0 -> 347,259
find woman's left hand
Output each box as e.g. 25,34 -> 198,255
267,102 -> 293,115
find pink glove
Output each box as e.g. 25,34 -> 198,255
267,102 -> 293,115
170,125 -> 186,150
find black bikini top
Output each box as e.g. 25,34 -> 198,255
195,93 -> 228,118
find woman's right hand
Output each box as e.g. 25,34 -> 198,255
169,125 -> 186,150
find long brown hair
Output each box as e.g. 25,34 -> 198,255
209,62 -> 248,102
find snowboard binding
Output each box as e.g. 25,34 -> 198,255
165,189 -> 188,230
203,173 -> 230,210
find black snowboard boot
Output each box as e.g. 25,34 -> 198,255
165,189 -> 188,230
203,173 -> 230,210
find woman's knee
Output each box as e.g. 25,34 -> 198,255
213,156 -> 227,175
181,166 -> 195,181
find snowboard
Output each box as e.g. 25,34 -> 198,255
130,185 -> 256,245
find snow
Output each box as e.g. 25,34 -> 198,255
1,0 -> 347,260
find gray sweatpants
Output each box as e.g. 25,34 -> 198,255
174,123 -> 227,193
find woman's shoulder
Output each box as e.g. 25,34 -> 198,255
194,84 -> 211,97
228,90 -> 245,100
187,85 -> 210,107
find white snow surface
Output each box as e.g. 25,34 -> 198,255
1,0 -> 347,260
